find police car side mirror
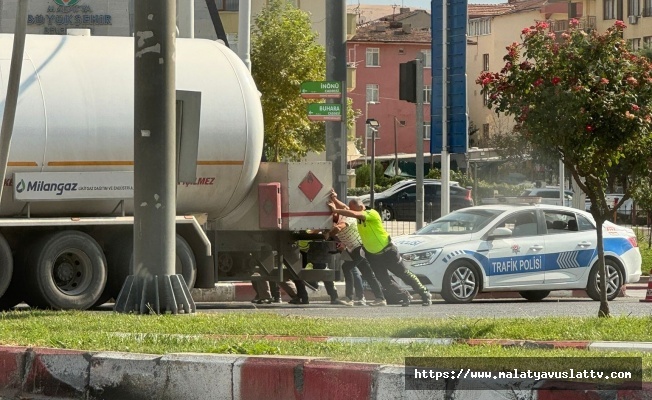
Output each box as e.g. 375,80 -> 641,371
488,227 -> 513,239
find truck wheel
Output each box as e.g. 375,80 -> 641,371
104,234 -> 196,301
25,231 -> 107,310
0,233 -> 13,300
95,234 -> 133,307
586,259 -> 623,301
175,235 -> 197,289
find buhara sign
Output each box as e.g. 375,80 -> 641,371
28,1 -> 112,35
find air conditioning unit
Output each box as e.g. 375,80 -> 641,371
629,15 -> 638,24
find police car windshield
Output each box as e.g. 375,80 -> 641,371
415,208 -> 503,234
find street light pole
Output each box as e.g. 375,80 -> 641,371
367,119 -> 380,208
364,101 -> 376,164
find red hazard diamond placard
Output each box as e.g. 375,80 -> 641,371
298,171 -> 323,202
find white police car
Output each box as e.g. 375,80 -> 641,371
394,204 -> 642,303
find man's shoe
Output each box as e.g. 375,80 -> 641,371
256,298 -> 272,304
251,296 -> 259,303
421,292 -> 432,306
332,298 -> 353,306
289,297 -> 309,305
272,297 -> 283,304
354,297 -> 367,306
368,299 -> 387,307
400,295 -> 412,307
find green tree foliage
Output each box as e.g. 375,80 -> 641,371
478,20 -> 652,317
251,0 -> 326,161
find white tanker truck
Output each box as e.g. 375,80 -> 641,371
0,33 -> 335,310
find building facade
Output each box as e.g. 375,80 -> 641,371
346,9 -> 433,159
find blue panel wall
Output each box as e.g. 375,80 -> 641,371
431,0 -> 468,154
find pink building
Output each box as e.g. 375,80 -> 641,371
347,8 -> 432,159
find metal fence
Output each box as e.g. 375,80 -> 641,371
381,204 -> 652,239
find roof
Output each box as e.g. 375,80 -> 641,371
468,4 -> 513,18
467,0 -> 548,19
349,9 -> 432,43
347,4 -> 427,25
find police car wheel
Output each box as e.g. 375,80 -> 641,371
586,259 -> 623,301
518,290 -> 550,301
441,261 -> 480,303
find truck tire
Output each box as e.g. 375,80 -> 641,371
25,231 -> 107,310
104,234 -> 197,302
94,233 -> 133,307
175,235 -> 197,289
0,233 -> 13,300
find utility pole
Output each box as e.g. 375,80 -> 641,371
326,1 -> 348,199
415,53 -> 424,230
115,1 -> 195,315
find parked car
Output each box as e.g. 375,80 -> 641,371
519,187 -> 574,207
394,204 -> 642,303
356,179 -> 473,221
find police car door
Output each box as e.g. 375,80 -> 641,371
542,210 -> 595,283
485,210 -> 545,287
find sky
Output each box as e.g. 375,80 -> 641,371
347,0 -> 504,6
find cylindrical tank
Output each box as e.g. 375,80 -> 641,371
0,33 -> 264,220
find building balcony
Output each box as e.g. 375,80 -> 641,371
544,16 -> 597,32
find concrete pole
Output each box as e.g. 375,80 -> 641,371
238,0 -> 252,70
176,0 -> 194,38
115,0 -> 195,315
440,0 -> 451,219
370,127 -> 376,207
325,1 -> 348,199
415,53 -> 424,229
559,159 -> 565,206
0,0 -> 28,204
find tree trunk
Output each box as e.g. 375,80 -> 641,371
596,217 -> 610,318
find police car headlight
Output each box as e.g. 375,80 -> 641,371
402,249 -> 442,267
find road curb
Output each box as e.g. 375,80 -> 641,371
190,282 -> 641,303
0,346 -> 648,399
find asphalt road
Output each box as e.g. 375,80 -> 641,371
194,293 -> 652,318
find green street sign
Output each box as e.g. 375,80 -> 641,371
300,81 -> 342,99
307,103 -> 342,122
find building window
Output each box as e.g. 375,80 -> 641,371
366,84 -> 379,103
482,54 -> 489,71
366,125 -> 380,139
398,48 -> 405,54
629,0 -> 640,15
421,49 -> 432,68
628,38 -> 641,50
644,36 -> 652,48
604,0 -> 624,19
423,122 -> 431,140
366,47 -> 380,67
423,85 -> 432,104
644,0 -> 652,16
468,18 -> 491,36
217,0 -> 239,11
483,91 -> 489,106
482,123 -> 490,140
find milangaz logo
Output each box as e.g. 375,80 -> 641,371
23,180 -> 78,195
54,0 -> 81,6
